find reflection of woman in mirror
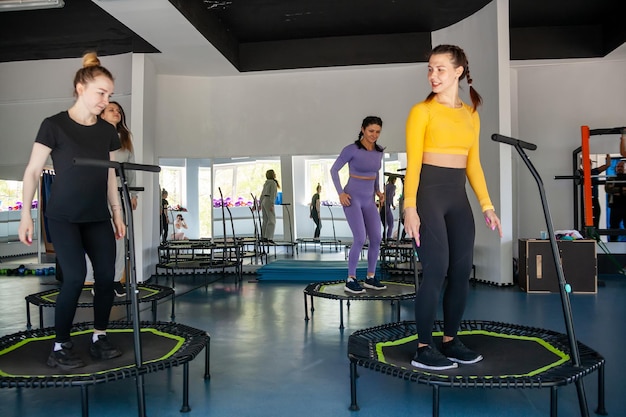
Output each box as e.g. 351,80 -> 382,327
171,214 -> 188,240
587,154 -> 611,229
381,176 -> 397,239
260,169 -> 279,243
161,189 -> 169,244
310,184 -> 322,239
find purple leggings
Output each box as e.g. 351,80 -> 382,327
343,177 -> 381,277
384,204 -> 394,238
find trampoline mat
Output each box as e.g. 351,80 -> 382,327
27,284 -> 173,307
305,280 -> 415,300
0,329 -> 182,377
377,331 -> 568,378
349,320 -> 605,388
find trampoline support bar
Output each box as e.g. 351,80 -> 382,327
349,361 -> 359,411
81,386 -> 89,417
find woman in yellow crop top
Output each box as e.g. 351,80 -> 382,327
404,45 -> 502,371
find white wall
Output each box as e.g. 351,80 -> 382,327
433,0 -> 511,284
154,64 -> 428,160
0,54 -> 132,180
131,54 -> 160,282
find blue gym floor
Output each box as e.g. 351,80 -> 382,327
0,249 -> 623,417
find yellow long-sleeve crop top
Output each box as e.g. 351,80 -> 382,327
404,99 -> 494,212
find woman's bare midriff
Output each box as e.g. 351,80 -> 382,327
423,152 -> 467,169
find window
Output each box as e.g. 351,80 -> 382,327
305,158 -> 347,205
383,156 -> 404,209
0,180 -> 25,211
198,167 -> 212,237
213,159 -> 281,206
159,166 -> 185,210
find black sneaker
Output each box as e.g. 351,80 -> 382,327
363,277 -> 386,290
113,282 -> 126,298
344,279 -> 366,294
411,345 -> 458,371
90,334 -> 122,360
441,337 -> 483,364
47,341 -> 85,370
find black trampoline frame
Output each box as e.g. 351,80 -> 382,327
379,240 -> 420,282
156,239 -> 244,284
346,136 -> 609,417
348,320 -> 605,417
303,280 -> 416,329
0,320 -> 210,417
25,283 -> 175,329
0,159 -> 211,417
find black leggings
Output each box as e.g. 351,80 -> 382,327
311,209 -> 321,238
414,165 -> 475,345
48,218 -> 116,343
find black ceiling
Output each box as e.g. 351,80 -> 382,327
0,0 -> 623,72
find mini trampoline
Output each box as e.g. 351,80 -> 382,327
346,135 -> 609,417
348,320 -> 605,417
0,159 -> 211,417
156,239 -> 244,284
0,320 -> 209,417
379,240 -> 420,282
303,280 -> 415,329
25,283 -> 175,329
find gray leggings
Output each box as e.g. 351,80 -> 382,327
414,165 -> 475,345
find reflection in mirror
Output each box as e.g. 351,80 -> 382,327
158,153 -> 406,241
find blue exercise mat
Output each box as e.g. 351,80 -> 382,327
256,260 -> 380,282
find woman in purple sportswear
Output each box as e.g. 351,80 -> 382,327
331,116 -> 386,294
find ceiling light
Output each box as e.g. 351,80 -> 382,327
0,0 -> 64,12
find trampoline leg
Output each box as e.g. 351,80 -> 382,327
304,293 -> 309,321
392,300 -> 401,322
349,360 -> 360,411
25,300 -> 32,330
550,386 -> 558,417
595,363 -> 607,415
80,385 -> 89,417
39,306 -> 44,329
339,300 -> 344,330
397,301 -> 401,322
170,292 -> 176,322
204,334 -> 211,379
180,362 -> 191,412
432,385 -> 440,417
311,295 -> 315,312
575,379 -> 590,417
136,375 -> 148,417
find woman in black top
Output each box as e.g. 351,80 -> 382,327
310,184 -> 322,239
19,52 -> 125,370
161,189 -> 169,244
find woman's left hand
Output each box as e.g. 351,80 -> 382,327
112,212 -> 126,240
376,191 -> 385,204
483,209 -> 502,238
